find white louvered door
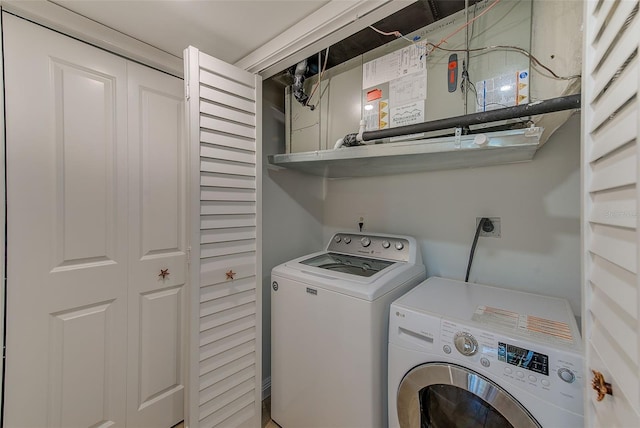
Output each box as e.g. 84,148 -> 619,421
184,46 -> 262,428
582,0 -> 640,426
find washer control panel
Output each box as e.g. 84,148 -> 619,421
328,233 -> 410,262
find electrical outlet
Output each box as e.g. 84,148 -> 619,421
476,217 -> 501,238
357,215 -> 365,232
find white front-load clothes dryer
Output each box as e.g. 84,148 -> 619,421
388,277 -> 584,428
271,232 -> 426,428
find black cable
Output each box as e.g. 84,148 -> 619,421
465,217 -> 489,282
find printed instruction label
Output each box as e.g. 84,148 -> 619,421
473,305 -> 574,345
390,71 -> 427,107
475,69 -> 530,112
363,43 -> 427,89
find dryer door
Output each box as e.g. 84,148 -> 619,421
397,363 -> 541,428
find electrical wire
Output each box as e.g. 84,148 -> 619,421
428,43 -> 581,81
368,24 -> 414,43
465,218 -> 489,282
368,24 -> 428,59
431,0 -> 502,51
306,46 -> 329,108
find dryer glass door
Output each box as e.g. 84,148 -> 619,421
397,363 -> 541,428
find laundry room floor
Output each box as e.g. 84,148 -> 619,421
262,396 -> 280,427
172,398 -> 278,427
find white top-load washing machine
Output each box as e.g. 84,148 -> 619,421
388,277 -> 583,428
271,232 -> 426,428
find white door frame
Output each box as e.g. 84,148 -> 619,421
0,10 -> 5,418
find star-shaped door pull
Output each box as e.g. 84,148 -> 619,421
226,270 -> 236,280
159,269 -> 170,279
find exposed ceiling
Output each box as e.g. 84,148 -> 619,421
50,0 -> 473,76
324,0 -> 471,70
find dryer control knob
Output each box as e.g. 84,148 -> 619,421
361,237 -> 371,247
558,368 -> 576,383
382,240 -> 391,249
453,332 -> 478,356
395,241 -> 404,250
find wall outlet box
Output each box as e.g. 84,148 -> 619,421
476,217 -> 501,238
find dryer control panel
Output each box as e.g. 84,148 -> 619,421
440,319 -> 583,416
390,309 -> 584,417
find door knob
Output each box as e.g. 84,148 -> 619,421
591,370 -> 612,401
159,269 -> 170,279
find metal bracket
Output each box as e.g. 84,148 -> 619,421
454,127 -> 462,148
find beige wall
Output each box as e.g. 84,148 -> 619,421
322,114 -> 581,315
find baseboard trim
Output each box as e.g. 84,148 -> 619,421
262,376 -> 271,400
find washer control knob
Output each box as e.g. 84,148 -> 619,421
344,237 -> 351,244
382,240 -> 391,249
558,368 -> 576,383
453,332 -> 478,356
361,237 -> 371,247
480,357 -> 490,367
395,241 -> 404,250
334,236 -> 342,243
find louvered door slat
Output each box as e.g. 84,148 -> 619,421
201,100 -> 256,126
201,158 -> 256,176
591,61 -> 638,132
201,144 -> 255,164
593,0 -> 616,37
186,46 -> 261,428
583,0 -> 640,425
200,69 -> 256,101
200,86 -> 255,114
590,185 -> 636,228
592,1 -> 638,70
201,130 -> 256,151
199,354 -> 255,394
201,187 -> 256,202
590,255 -> 637,319
590,103 -> 637,161
589,143 -> 636,192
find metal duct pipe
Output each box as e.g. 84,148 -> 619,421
360,94 -> 581,142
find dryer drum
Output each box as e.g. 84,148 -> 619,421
397,363 -> 541,428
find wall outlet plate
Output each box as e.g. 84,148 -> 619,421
476,217 -> 501,238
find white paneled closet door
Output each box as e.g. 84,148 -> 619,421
583,0 -> 640,426
3,13 -> 128,427
184,46 -> 262,428
126,62 -> 187,427
3,13 -> 187,428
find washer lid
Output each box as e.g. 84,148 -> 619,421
299,252 -> 395,277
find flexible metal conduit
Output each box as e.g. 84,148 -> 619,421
360,94 -> 581,142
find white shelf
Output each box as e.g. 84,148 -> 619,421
268,127 -> 543,178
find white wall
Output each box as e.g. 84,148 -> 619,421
261,83 -> 325,391
323,114 -> 581,315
